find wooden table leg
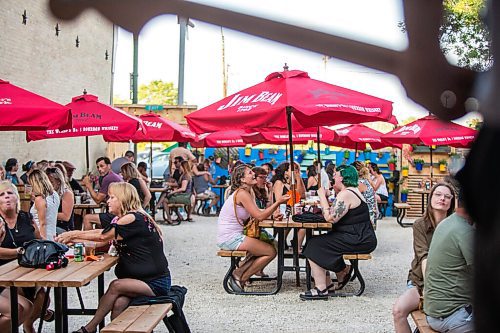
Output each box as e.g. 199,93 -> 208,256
9,286 -> 19,333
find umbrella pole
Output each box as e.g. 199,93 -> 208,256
285,144 -> 289,160
227,146 -> 230,172
316,127 -> 321,186
149,141 -> 153,180
355,142 -> 358,161
430,146 -> 433,185
286,107 -> 296,214
85,136 -> 90,173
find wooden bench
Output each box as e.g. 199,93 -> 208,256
394,203 -> 413,227
327,253 -> 372,297
378,200 -> 388,219
101,303 -> 173,333
411,310 -> 437,333
217,250 -> 277,295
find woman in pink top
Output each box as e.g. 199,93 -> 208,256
217,164 -> 289,292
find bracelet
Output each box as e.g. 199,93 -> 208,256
16,247 -> 23,254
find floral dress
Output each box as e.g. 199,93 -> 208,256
359,178 -> 377,226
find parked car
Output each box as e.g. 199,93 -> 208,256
137,152 -> 170,179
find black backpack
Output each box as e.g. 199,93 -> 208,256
18,239 -> 69,269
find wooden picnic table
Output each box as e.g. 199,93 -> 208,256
259,219 -> 332,293
0,254 -> 118,333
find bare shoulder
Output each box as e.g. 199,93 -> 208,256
116,213 -> 136,225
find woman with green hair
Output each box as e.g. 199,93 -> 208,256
300,165 -> 377,300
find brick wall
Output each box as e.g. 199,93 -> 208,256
0,0 -> 113,177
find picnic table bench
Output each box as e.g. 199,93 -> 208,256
411,310 -> 437,333
394,203 -> 414,227
378,200 -> 388,219
101,303 -> 173,333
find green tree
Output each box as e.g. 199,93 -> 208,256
113,95 -> 131,105
441,0 -> 492,71
399,0 -> 492,71
138,80 -> 178,105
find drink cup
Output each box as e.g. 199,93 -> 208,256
294,204 -> 303,215
75,195 -> 81,205
85,241 -> 96,256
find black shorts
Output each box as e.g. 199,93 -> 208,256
99,212 -> 116,229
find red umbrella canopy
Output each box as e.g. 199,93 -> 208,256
334,124 -> 394,150
0,79 -> 72,130
185,70 -> 393,133
103,113 -> 196,143
242,127 -> 338,145
26,93 -> 144,141
191,130 -> 249,148
381,115 -> 477,147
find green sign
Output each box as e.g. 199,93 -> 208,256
145,105 -> 164,111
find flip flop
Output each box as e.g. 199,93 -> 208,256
229,276 -> 245,292
44,309 -> 55,322
299,287 -> 329,301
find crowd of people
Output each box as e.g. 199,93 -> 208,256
0,148 -> 475,332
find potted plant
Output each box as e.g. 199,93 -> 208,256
401,165 -> 409,177
343,150 -> 351,159
400,188 -> 409,203
214,151 -> 224,164
363,147 -> 372,160
258,149 -> 265,160
325,146 -> 331,154
387,157 -> 397,171
244,145 -> 252,157
438,159 -> 448,172
413,158 -> 425,171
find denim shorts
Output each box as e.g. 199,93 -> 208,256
217,234 -> 246,250
427,305 -> 474,333
146,275 -> 172,297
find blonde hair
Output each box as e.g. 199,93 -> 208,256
0,165 -> 5,181
46,167 -> 70,197
358,166 -> 371,180
120,162 -> 142,181
108,182 -> 162,236
0,180 -> 20,213
28,169 -> 54,198
54,163 -> 71,189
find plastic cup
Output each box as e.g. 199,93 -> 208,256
75,195 -> 81,205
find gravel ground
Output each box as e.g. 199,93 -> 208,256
40,214 -> 416,333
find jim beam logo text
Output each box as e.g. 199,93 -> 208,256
217,91 -> 283,112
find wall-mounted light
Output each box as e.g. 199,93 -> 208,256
105,50 -> 109,60
22,10 -> 27,25
55,23 -> 60,36
75,35 -> 79,48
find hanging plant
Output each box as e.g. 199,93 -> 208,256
438,159 -> 447,172
401,165 -> 409,177
270,158 -> 278,166
325,146 -> 331,154
413,158 -> 425,171
400,188 -> 409,203
258,149 -> 265,160
363,148 -> 372,160
343,150 -> 351,159
388,157 -> 397,171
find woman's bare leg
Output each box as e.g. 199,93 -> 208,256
22,288 -> 49,333
308,259 -> 328,291
393,286 -> 420,333
238,238 -> 276,284
81,279 -> 155,333
0,290 -> 32,333
110,296 -> 131,320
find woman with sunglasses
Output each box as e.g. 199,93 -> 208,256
393,182 -> 456,333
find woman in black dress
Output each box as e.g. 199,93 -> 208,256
56,182 -> 169,333
0,180 -> 53,333
120,162 -> 151,208
301,165 -> 377,300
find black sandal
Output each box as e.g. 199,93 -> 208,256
44,309 -> 55,322
299,287 -> 328,300
229,275 -> 245,292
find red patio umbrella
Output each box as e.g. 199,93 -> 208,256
334,124 -> 397,151
186,69 -> 393,206
0,79 -> 72,130
191,130 -> 249,148
27,93 -> 144,170
242,126 -> 338,145
103,113 -> 196,143
186,70 -> 393,133
382,115 -> 477,179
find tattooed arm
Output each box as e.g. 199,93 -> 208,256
321,190 -> 351,223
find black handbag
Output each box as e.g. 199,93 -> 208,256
292,211 -> 326,223
18,239 -> 69,269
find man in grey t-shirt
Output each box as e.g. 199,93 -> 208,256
424,188 -> 475,332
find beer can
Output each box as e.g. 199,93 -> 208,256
74,243 -> 85,262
